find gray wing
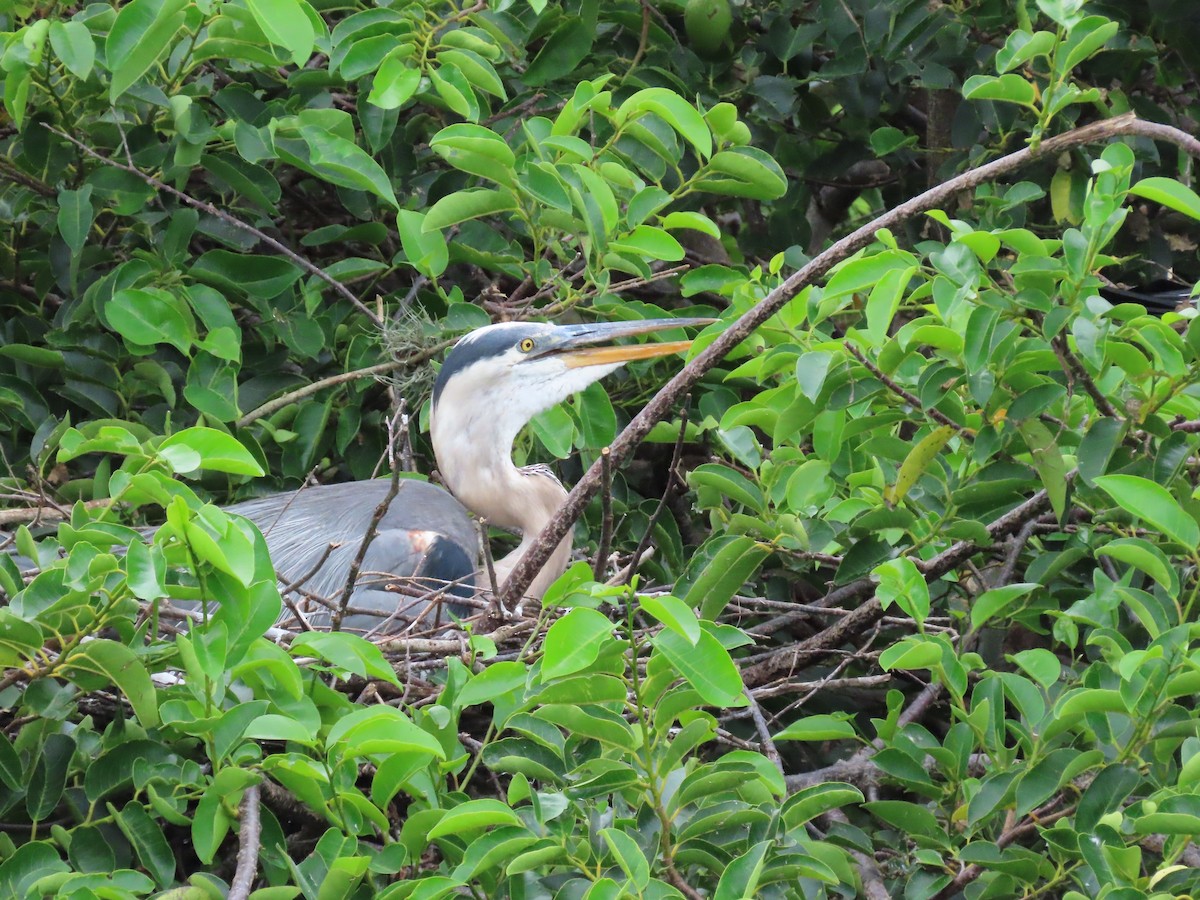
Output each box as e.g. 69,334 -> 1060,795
226,479 -> 479,635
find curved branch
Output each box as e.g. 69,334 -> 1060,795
497,113 -> 1200,609
228,783 -> 262,900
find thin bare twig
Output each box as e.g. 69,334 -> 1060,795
742,686 -> 783,774
331,467 -> 401,631
592,448 -> 614,581
498,114 -> 1200,610
626,404 -> 690,577
845,342 -> 972,438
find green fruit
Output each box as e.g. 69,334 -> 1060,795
684,0 -> 733,59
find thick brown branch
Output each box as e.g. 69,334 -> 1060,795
228,784 -> 262,900
497,113 -> 1200,609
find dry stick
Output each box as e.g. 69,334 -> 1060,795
1050,332 -> 1123,420
845,342 -> 972,438
228,784 -> 262,900
593,448 -> 614,581
1170,417 -> 1200,433
43,125 -> 383,329
742,686 -> 783,775
479,518 -> 500,596
331,466 -> 402,631
498,114 -> 1200,610
626,404 -> 690,577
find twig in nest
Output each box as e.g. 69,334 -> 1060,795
627,404 -> 690,577
593,448 -> 614,581
332,467 -> 401,631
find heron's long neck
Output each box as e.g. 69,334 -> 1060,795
431,413 -> 573,601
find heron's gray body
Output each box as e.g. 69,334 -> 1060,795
3,317 -> 709,636
227,479 -> 478,634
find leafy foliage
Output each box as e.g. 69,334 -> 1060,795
1,0 -> 1199,898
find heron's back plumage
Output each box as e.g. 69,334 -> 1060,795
228,479 -> 478,634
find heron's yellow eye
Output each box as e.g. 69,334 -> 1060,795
519,338 -> 535,352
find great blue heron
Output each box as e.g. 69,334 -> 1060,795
219,317 -> 708,634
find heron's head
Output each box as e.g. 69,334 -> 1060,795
430,317 -> 710,467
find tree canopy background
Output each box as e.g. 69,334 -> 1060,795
1,0 -> 1199,897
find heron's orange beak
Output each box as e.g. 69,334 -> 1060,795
547,317 -> 715,369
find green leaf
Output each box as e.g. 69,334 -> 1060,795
1061,16 -> 1118,72
1097,538 -> 1179,595
995,29 -> 1056,73
1129,177 -> 1200,222
368,50 -> 421,110
688,463 -> 765,513
781,782 -> 865,828
1094,474 -> 1200,548
971,583 -> 1039,630
639,593 -> 701,645
873,557 -> 930,625
300,125 -> 398,208
426,799 -> 522,839
105,0 -> 189,100
49,21 -> 95,80
424,188 -> 517,231
962,73 -> 1038,106
396,210 -> 449,277
653,627 -> 746,708
1018,419 -> 1068,522
57,187 -> 93,255
610,225 -> 685,261
540,608 -> 614,680
661,210 -> 720,238
290,632 -> 402,688
0,731 -> 23,790
113,800 -> 176,887
615,88 -> 712,160
601,828 -> 650,891
106,288 -> 195,355
159,427 -> 264,476
681,535 -> 770,620
458,661 -> 528,708
63,639 -> 159,727
26,733 -> 74,820
774,714 -> 856,742
713,840 -> 769,900
325,705 -> 445,758
694,147 -> 788,199
245,0 -> 315,66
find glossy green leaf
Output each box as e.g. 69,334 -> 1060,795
246,0 -> 315,66
427,799 -> 522,839
962,73 -> 1037,106
540,607 -> 615,680
1129,176 -> 1200,222
63,639 -> 159,727
1094,474 -> 1200,547
106,288 -> 196,355
424,188 -> 517,231
774,714 -> 856,742
49,21 -> 95,79
106,0 -> 189,100
681,535 -> 770,620
653,626 -> 745,708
